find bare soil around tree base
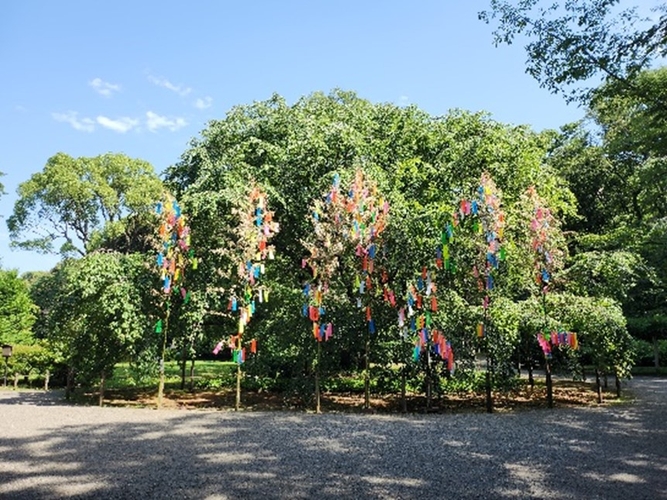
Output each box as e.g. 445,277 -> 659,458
93,379 -> 610,413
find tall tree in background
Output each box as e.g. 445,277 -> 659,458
166,91 -> 579,400
7,152 -> 163,256
480,0 -> 667,105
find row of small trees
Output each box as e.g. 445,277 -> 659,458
4,93 -> 637,410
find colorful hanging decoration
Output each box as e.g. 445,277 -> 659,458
155,195 -> 194,301
213,184 -> 279,362
346,170 -> 390,336
399,268 -> 455,373
456,173 -> 506,337
435,214 -> 456,273
302,169 -> 390,341
537,330 -> 579,358
524,186 -> 571,358
302,173 -> 345,342
525,186 -> 564,295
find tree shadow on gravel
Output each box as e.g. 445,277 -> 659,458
0,389 -> 67,407
0,378 -> 665,499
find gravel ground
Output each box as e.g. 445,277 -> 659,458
0,378 -> 665,500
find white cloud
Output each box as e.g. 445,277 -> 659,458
52,111 -> 95,132
90,78 -> 121,97
147,74 -> 192,96
96,115 -> 139,133
194,96 -> 213,110
146,111 -> 187,132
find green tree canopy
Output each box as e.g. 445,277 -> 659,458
7,152 -> 164,256
166,90 -> 576,391
0,269 -> 36,345
480,0 -> 667,105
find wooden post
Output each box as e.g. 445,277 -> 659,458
157,306 -> 170,409
98,373 -> 105,407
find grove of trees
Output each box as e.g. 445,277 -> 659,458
1,0 -> 665,411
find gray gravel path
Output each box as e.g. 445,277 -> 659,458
0,378 -> 665,499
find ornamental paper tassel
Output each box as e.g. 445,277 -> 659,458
398,308 -> 405,327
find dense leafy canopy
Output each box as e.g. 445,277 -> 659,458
0,269 -> 36,346
7,153 -> 163,256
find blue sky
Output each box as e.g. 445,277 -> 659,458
0,0 -> 660,273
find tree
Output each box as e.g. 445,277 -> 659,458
480,0 -> 667,105
0,269 -> 36,346
547,67 -> 667,368
46,252 -> 154,404
7,152 -> 163,256
167,91 -> 580,403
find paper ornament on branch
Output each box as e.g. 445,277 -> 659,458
213,183 -> 279,361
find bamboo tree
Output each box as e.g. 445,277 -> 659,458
212,183 -> 279,411
524,186 -> 567,408
455,173 -> 507,413
154,195 -> 194,409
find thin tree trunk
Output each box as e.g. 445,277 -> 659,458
44,370 -> 50,391
364,331 -> 370,410
315,341 -> 321,414
595,369 -> 603,404
615,373 -> 622,398
66,365 -> 75,400
485,355 -> 493,414
528,363 -> 534,389
157,307 -> 170,409
180,344 -> 187,390
189,359 -> 195,393
426,349 -> 432,411
98,372 -> 105,407
653,336 -> 660,373
401,365 -> 407,413
546,360 -> 553,408
235,362 -> 242,411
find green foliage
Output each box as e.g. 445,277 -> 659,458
11,89 -> 641,403
547,293 -> 635,378
7,152 -> 163,256
0,269 -> 37,345
633,338 -> 667,367
5,343 -> 61,380
164,91 -> 581,396
480,1 -> 667,104
45,252 -> 156,386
